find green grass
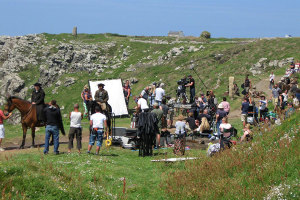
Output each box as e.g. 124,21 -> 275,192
165,111 -> 300,200
0,144 -> 204,200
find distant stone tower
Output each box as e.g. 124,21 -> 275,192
72,26 -> 77,36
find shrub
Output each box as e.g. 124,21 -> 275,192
200,31 -> 211,39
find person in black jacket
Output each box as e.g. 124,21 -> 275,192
31,83 -> 45,122
43,100 -> 65,155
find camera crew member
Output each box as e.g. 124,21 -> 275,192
185,75 -> 195,103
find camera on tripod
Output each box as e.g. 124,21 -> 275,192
176,78 -> 188,95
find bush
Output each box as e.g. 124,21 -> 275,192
200,31 -> 211,39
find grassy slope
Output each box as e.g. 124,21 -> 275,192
165,111 -> 300,200
0,112 -> 298,199
0,145 -> 204,200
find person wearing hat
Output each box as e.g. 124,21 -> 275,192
151,102 -> 163,148
94,83 -> 109,111
31,82 -> 46,122
81,85 -> 92,117
185,75 -> 195,103
278,78 -> 285,91
216,103 -> 227,137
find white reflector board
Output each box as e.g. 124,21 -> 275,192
89,79 -> 128,116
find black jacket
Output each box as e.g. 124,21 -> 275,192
43,106 -> 65,135
31,89 -> 45,105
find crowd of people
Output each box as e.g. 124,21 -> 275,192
0,61 -> 299,154
129,61 -> 299,150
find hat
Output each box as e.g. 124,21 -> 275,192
98,83 -> 105,87
218,103 -> 224,109
178,115 -> 185,121
84,84 -> 89,89
153,102 -> 159,107
281,77 -> 285,81
34,83 -> 41,87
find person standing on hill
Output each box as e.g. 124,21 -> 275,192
269,72 -> 275,90
185,75 -> 195,103
87,106 -> 107,155
155,84 -> 165,106
31,83 -> 46,123
81,85 -> 92,118
271,84 -> 281,110
0,107 -> 12,151
221,97 -> 230,115
43,100 -> 65,155
244,75 -> 251,95
241,97 -> 249,128
68,104 -> 83,154
216,104 -> 227,137
94,83 -> 109,111
151,103 -> 163,148
123,80 -> 131,108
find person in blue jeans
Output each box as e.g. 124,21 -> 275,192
216,103 -> 227,138
87,106 -> 107,155
43,100 -> 65,155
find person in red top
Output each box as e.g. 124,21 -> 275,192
81,85 -> 92,117
0,107 -> 12,151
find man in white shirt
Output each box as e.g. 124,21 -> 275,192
137,96 -> 149,113
87,106 -> 107,155
68,103 -> 83,154
155,84 -> 165,106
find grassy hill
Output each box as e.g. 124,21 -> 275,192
0,111 -> 298,199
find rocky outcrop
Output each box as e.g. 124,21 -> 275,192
250,57 -> 294,75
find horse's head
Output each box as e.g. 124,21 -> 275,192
6,96 -> 16,112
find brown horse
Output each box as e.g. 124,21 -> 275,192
6,96 -> 44,149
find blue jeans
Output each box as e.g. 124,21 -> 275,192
44,125 -> 59,154
216,121 -> 222,137
190,88 -> 195,103
155,100 -> 162,106
89,129 -> 104,147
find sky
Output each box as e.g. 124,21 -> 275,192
1,0 -> 300,38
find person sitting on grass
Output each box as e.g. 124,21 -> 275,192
68,103 -> 83,154
0,106 -> 12,152
197,116 -> 210,133
285,102 -> 295,119
87,106 -> 107,155
185,112 -> 197,134
240,124 -> 251,142
219,117 -> 232,149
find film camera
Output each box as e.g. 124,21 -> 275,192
177,78 -> 188,95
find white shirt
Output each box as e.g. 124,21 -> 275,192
138,98 -> 149,110
219,123 -> 232,137
70,111 -> 82,128
269,74 -> 275,81
175,121 -> 186,134
155,88 -> 165,101
282,93 -> 288,102
90,112 -> 106,128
